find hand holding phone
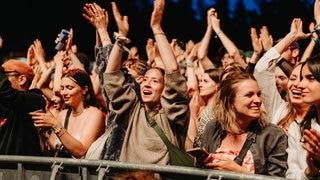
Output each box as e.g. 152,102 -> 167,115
186,147 -> 209,160
55,29 -> 70,50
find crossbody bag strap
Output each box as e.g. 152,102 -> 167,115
146,113 -> 173,148
54,108 -> 72,157
64,108 -> 72,129
233,131 -> 255,165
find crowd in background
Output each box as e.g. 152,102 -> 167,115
1,0 -> 320,179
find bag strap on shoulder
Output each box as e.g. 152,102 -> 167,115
233,132 -> 255,165
146,113 -> 174,148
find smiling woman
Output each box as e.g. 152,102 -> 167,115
198,71 -> 288,176
29,68 -> 106,158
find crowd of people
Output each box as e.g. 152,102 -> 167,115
1,0 -> 320,179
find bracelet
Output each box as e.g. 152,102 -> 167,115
56,128 -> 67,138
113,32 -> 130,44
186,61 -> 194,68
311,36 -> 320,44
154,32 -> 165,36
54,126 -> 64,134
214,31 -> 223,39
115,40 -> 130,53
113,32 -> 130,53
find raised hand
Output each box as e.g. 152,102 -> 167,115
111,2 -> 129,37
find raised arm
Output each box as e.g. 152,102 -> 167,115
197,8 -> 216,70
83,2 -> 112,47
273,18 -> 309,55
150,0 -> 178,73
300,22 -> 318,63
105,1 -> 129,73
197,8 -> 214,60
210,9 -> 246,68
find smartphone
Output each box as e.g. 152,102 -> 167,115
55,29 -> 70,50
186,147 -> 210,160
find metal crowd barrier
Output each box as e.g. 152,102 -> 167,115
0,155 -> 290,180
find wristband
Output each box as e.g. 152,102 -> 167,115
214,31 -> 223,38
154,32 -> 165,36
311,36 -> 320,44
55,128 -> 67,138
186,61 -> 194,68
54,126 -> 64,134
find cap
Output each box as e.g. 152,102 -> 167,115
2,59 -> 35,80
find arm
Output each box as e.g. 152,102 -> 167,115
64,28 -> 85,71
32,39 -> 49,72
300,22 -> 318,63
286,122 -> 309,179
105,2 -> 129,73
300,0 -> 320,63
31,108 -> 105,158
150,0 -> 178,73
246,27 -> 263,74
273,18 -> 309,55
197,8 -> 216,70
209,8 -> 246,68
197,8 -> 213,61
83,2 -> 112,48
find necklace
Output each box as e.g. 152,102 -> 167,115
72,108 -> 87,117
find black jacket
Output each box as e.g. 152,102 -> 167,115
0,66 -> 45,156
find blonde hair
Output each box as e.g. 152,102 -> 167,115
214,71 -> 269,133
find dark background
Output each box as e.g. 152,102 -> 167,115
0,0 -> 316,64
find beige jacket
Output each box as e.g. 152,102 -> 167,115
104,70 -> 189,164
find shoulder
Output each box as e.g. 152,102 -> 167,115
27,88 -> 45,100
27,88 -> 43,94
260,123 -> 287,138
87,106 -> 105,119
58,109 -> 69,118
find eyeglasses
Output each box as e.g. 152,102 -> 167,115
5,71 -> 21,77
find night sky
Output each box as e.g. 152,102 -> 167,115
0,0 -> 316,63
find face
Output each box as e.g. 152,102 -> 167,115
51,91 -> 64,110
287,64 -> 304,105
281,47 -> 299,65
5,72 -> 25,91
128,46 -> 140,59
140,68 -> 164,107
221,53 -> 235,69
299,65 -> 320,105
275,66 -> 288,97
60,77 -> 86,107
198,73 -> 218,99
232,79 -> 262,122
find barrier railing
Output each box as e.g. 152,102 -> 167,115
0,155 -> 290,180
